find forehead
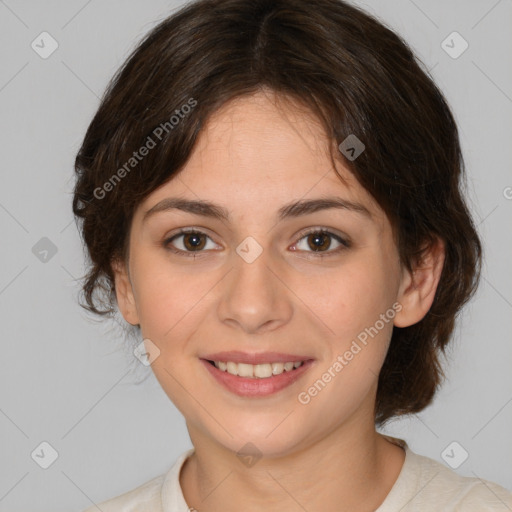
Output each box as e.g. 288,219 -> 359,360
139,90 -> 384,227
190,91 -> 343,186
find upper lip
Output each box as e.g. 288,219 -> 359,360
201,351 -> 314,365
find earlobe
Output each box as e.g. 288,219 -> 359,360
111,258 -> 140,326
393,237 -> 445,328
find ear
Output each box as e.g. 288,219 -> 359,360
111,258 -> 140,326
393,237 -> 445,328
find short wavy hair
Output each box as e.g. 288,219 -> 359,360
72,0 -> 482,426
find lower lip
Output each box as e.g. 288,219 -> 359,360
200,359 -> 314,397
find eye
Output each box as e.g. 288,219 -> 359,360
163,227 -> 350,259
164,229 -> 218,257
291,228 -> 350,257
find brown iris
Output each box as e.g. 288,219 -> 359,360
183,232 -> 207,251
307,232 -> 331,252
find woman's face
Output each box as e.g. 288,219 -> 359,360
115,90 -> 414,457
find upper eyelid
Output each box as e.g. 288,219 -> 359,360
166,227 -> 349,249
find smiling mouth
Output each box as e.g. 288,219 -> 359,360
206,360 -> 304,379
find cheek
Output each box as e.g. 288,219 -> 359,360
130,251 -> 204,342
130,256 -> 212,415
299,255 -> 395,345
294,254 -> 397,404
296,278 -> 395,427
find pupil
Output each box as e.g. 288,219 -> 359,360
185,233 -> 205,250
310,233 -> 329,251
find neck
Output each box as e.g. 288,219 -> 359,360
180,419 -> 405,512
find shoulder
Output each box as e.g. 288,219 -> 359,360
79,448 -> 194,512
80,473 -> 166,512
378,435 -> 512,511
403,449 -> 512,511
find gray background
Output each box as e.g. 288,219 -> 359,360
0,0 -> 511,510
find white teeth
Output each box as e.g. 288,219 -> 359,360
213,360 -> 304,378
254,363 -> 273,378
237,363 -> 254,378
272,362 -> 284,375
226,361 -> 238,375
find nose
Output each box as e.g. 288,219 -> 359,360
216,241 -> 293,335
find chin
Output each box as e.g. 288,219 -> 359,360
200,410 -> 314,460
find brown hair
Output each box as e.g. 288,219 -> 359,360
72,0 -> 482,426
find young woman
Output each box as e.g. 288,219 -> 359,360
73,0 -> 512,510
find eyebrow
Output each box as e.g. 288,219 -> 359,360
142,196 -> 372,223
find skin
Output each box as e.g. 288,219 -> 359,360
113,89 -> 445,512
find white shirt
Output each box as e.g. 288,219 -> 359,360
81,436 -> 512,511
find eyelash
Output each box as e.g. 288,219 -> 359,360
163,227 -> 350,259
